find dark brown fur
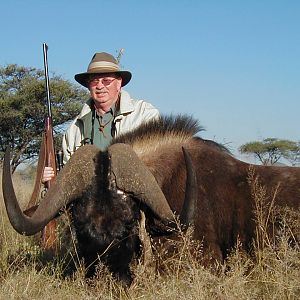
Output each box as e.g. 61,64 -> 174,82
114,115 -> 300,261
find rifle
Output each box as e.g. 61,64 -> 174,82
40,43 -> 58,250
25,44 -> 62,251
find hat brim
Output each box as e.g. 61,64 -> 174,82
74,70 -> 132,88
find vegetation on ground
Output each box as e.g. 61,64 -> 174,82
0,169 -> 299,300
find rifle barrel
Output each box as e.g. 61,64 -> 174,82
43,43 -> 52,118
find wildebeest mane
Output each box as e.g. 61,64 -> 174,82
112,114 -> 230,154
112,115 -> 203,145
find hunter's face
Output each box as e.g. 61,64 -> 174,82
88,73 -> 122,111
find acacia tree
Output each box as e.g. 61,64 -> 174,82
239,138 -> 300,166
0,64 -> 89,172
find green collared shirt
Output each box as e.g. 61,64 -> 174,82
80,103 -> 118,151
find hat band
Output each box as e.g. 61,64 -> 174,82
88,61 -> 120,72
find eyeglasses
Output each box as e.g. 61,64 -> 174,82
88,77 -> 117,87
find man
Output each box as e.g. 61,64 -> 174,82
42,52 -> 159,182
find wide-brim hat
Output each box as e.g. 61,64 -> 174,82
74,52 -> 132,88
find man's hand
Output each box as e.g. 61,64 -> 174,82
42,166 -> 55,183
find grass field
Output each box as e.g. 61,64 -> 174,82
0,169 -> 299,299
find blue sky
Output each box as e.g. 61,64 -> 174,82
1,0 -> 299,161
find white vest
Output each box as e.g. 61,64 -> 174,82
62,90 -> 160,162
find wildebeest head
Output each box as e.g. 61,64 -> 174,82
2,143 -> 176,235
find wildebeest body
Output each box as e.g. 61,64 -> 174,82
111,118 -> 299,263
2,115 -> 300,284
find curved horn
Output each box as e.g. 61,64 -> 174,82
2,145 -> 99,235
108,143 -> 174,221
179,147 -> 198,226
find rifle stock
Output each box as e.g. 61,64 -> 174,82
44,116 -> 56,188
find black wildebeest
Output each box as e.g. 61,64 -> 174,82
2,115 -> 300,284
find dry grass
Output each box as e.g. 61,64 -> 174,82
0,168 -> 299,299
